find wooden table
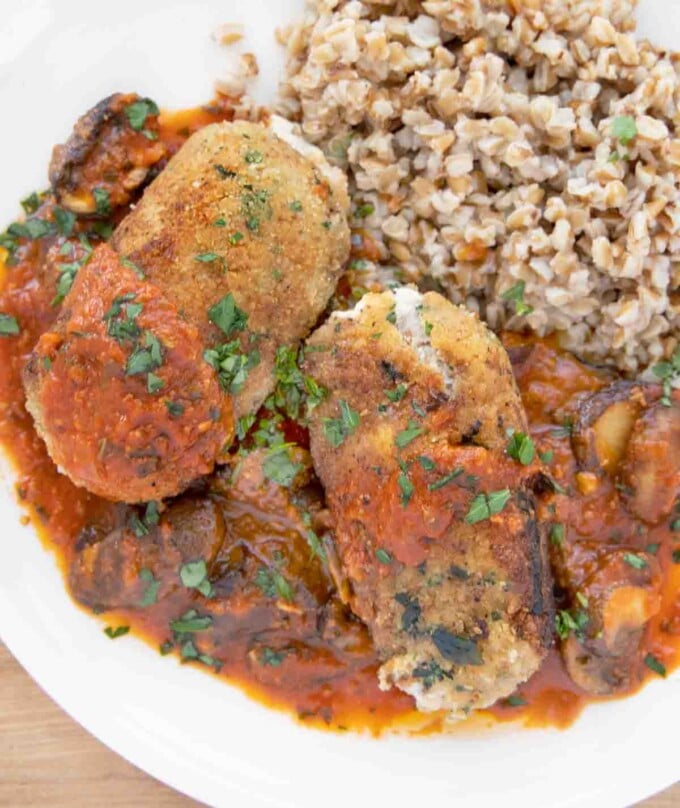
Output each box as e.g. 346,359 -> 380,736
1,642 -> 677,807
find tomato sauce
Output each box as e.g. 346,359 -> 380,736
0,103 -> 678,735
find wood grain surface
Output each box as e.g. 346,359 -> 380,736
0,642 -> 677,807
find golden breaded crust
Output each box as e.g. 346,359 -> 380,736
304,289 -> 552,715
113,120 -> 350,418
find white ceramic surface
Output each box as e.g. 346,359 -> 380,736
0,2 -> 678,807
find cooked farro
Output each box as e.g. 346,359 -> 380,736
276,0 -> 680,374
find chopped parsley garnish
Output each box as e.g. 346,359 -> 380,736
611,115 -> 637,145
645,543 -> 660,555
263,445 -> 302,488
125,97 -> 159,134
104,293 -> 142,342
289,200 -> 303,213
555,608 -> 589,641
300,511 -> 326,563
179,559 -> 213,597
417,455 -> 436,471
644,653 -> 666,677
504,695 -> 527,708
673,549 -> 680,564
120,256 -> 145,279
53,207 -> 76,237
104,625 -> 130,639
170,609 -> 213,633
323,399 -> 360,447
465,489 -> 512,524
139,567 -> 160,607
241,187 -> 271,233
412,660 -> 452,689
623,552 -> 647,570
147,372 -> 164,393
269,345 -> 326,422
165,400 -> 185,417
229,231 -> 244,245
160,641 -> 174,656
355,202 -> 375,218
375,548 -> 393,565
204,340 -> 260,393
259,647 -> 285,667
385,383 -> 409,403
178,639 -> 221,670
255,567 -> 295,602
506,431 -> 536,465
52,240 -> 94,306
539,450 -> 554,463
424,321 -> 433,336
652,348 -> 680,407
502,280 -> 533,316
550,523 -> 565,545
398,470 -> 415,507
8,218 -> 52,240
214,164 -> 237,179
386,306 -> 397,325
126,332 -> 163,377
208,293 -> 248,338
195,251 -> 222,264
128,501 -> 160,538
236,413 -> 256,440
213,217 -> 227,228
21,192 -> 41,215
0,313 -> 20,336
245,149 -> 264,164
395,420 -> 425,448
92,187 -> 111,217
431,628 -> 482,666
428,467 -> 464,491
411,401 -> 426,418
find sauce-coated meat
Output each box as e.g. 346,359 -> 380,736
304,288 -> 553,716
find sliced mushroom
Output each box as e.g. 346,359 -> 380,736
619,401 -> 680,524
68,496 -> 226,611
49,92 -> 166,214
571,382 -> 642,473
558,546 -> 662,695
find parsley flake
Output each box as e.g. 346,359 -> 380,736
644,653 -> 666,677
652,348 -> 680,407
208,293 -> 248,338
428,467 -> 464,491
92,187 -> 111,217
170,609 -> 213,633
395,420 -> 425,448
139,567 -> 160,607
323,399 -> 360,447
180,560 -> 213,597
465,490 -> 512,524
611,115 -> 637,145
0,313 -> 20,336
502,281 -> 533,316
125,98 -> 159,132
623,552 -> 647,570
255,567 -> 295,602
507,431 -> 536,465
104,625 -> 130,639
263,446 -> 302,488
398,471 -> 415,507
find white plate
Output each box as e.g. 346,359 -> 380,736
0,2 -> 678,806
